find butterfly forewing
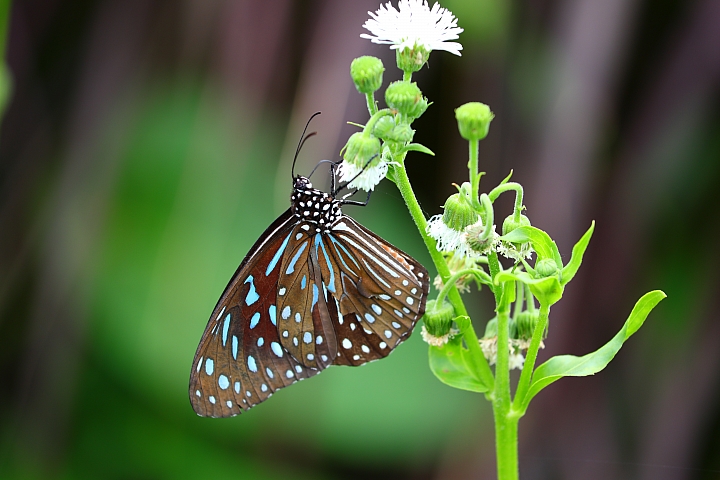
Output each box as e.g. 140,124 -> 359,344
189,211 -> 318,418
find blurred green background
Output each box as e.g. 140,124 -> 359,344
1,1 -> 719,479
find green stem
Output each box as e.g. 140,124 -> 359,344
468,138 -> 481,210
488,182 -> 524,222
512,282 -> 523,322
512,302 -> 550,413
403,71 -> 412,82
434,268 -> 492,306
494,409 -> 519,480
492,256 -> 511,410
393,162 -> 495,389
487,250 -> 502,304
365,92 -> 378,116
491,257 -> 518,479
363,108 -> 393,135
525,284 -> 536,312
476,193 -> 495,244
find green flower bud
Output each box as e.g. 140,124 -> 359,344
442,189 -> 478,232
423,299 -> 455,338
499,214 -> 533,260
535,258 -> 559,278
386,124 -> 414,143
372,116 -> 396,138
385,81 -> 429,119
342,132 -> 381,168
502,214 -> 531,236
455,102 -> 494,141
396,46 -> 430,74
515,311 -> 540,340
465,220 -> 496,254
350,56 -> 384,94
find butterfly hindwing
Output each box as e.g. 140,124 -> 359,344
321,216 -> 429,366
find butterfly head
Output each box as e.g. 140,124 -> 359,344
292,175 -> 313,192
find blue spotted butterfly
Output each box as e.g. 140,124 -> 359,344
189,121 -> 429,418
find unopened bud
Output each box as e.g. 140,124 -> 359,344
350,56 -> 384,94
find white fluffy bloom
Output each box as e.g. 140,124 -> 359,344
337,158 -> 388,191
479,337 -> 544,371
427,216 -> 482,258
420,325 -> 450,347
361,0 -> 463,56
497,239 -> 535,261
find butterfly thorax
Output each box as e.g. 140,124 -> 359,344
290,176 -> 342,234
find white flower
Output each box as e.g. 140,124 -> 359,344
508,351 -> 526,371
420,325 -> 450,347
427,216 -> 482,258
479,336 -> 544,371
337,158 -> 388,191
496,239 -> 535,261
361,0 -> 463,56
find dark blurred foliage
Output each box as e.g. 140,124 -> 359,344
0,0 -> 719,478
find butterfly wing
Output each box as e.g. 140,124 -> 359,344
319,215 -> 430,366
274,228 -> 339,370
189,210 -> 320,418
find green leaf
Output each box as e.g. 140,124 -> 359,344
517,290 -> 666,412
495,271 -> 563,306
560,221 -> 595,285
429,335 -> 490,393
403,143 -> 435,156
500,226 -> 561,266
499,169 -> 513,185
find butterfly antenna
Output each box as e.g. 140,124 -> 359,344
291,112 -> 322,179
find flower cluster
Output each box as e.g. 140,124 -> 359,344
338,0 -> 463,191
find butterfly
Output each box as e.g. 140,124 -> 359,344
188,119 -> 429,418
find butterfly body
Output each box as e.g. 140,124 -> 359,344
189,175 -> 429,418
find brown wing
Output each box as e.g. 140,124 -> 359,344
319,216 -> 430,366
188,210 -> 320,418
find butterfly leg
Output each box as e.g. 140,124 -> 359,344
340,189 -> 372,207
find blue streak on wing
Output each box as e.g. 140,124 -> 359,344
312,284 -> 319,309
222,313 -> 231,346
244,276 -> 260,305
232,336 -> 238,360
250,312 -> 260,329
269,305 -> 277,325
266,233 -> 292,276
317,235 -> 336,292
328,234 -> 360,273
286,241 -> 308,275
301,275 -> 306,289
